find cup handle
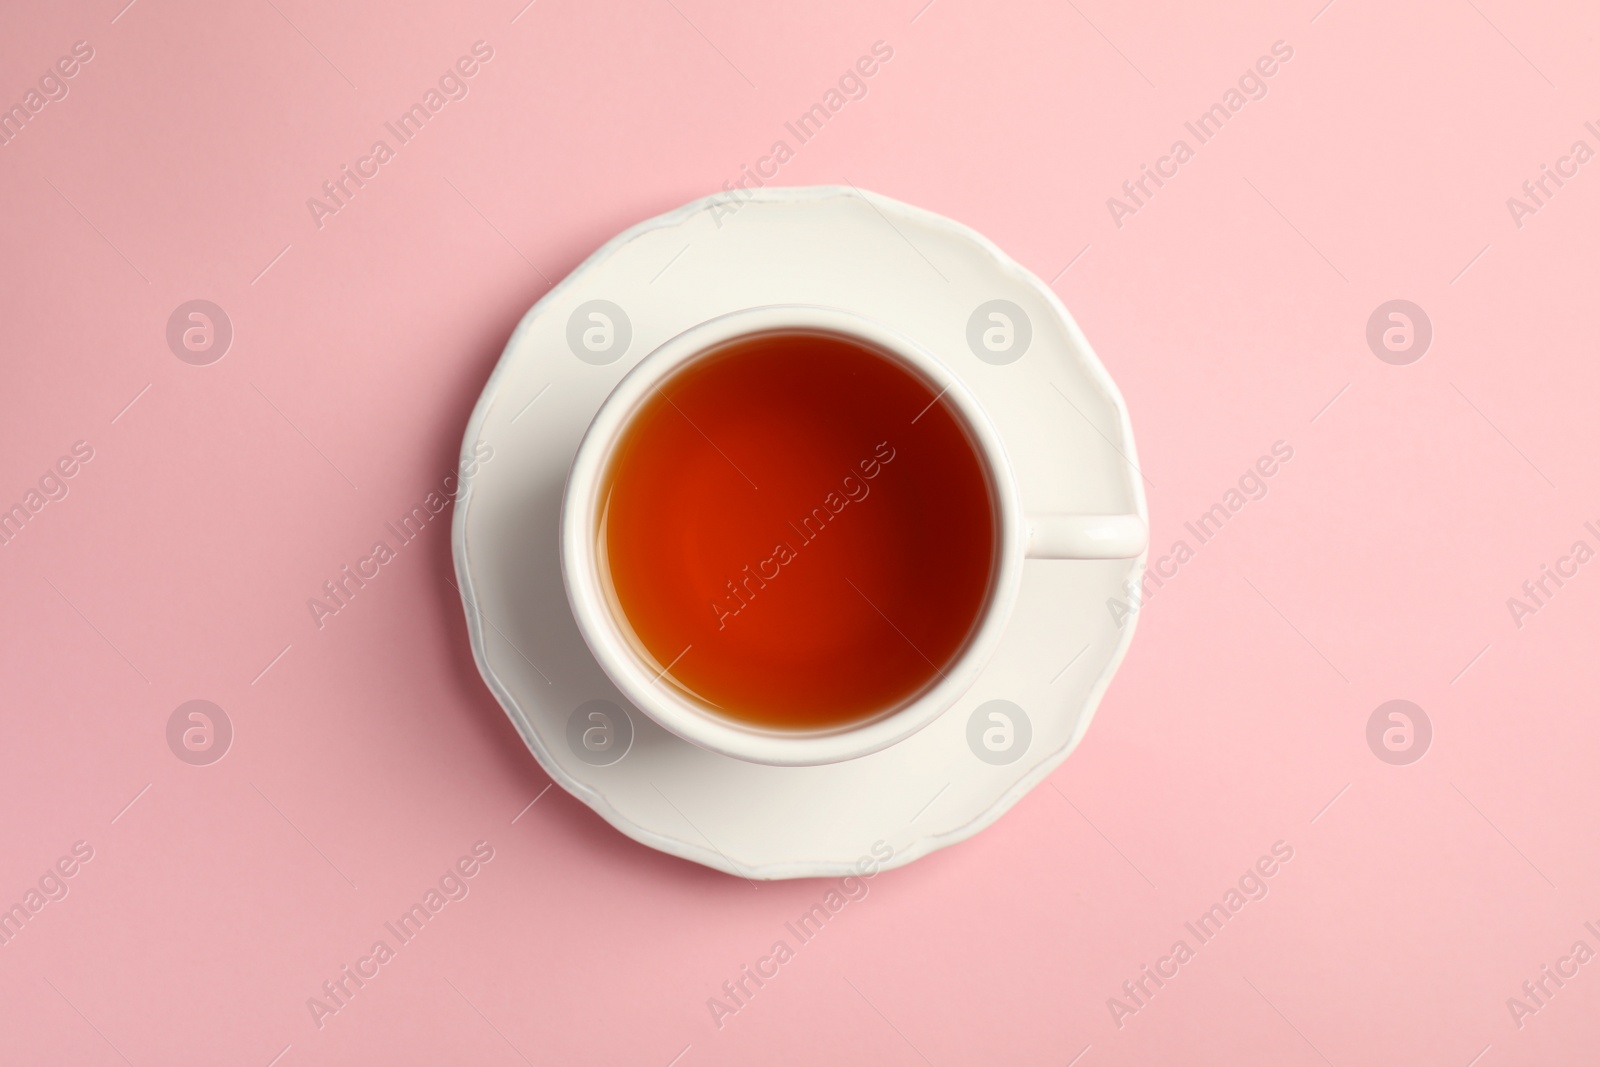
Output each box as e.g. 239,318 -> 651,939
1026,513 -> 1147,559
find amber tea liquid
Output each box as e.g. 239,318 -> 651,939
599,331 -> 996,730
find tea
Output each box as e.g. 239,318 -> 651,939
598,330 -> 996,730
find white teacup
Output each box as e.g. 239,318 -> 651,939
561,305 -> 1145,767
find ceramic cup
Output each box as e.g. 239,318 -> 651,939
561,305 -> 1146,767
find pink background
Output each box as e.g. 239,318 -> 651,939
3,0 -> 1597,1063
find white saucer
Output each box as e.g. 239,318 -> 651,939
452,186 -> 1146,879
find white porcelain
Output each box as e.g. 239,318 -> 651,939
561,304 -> 1144,767
453,186 -> 1147,879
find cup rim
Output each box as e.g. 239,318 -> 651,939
560,304 -> 1027,766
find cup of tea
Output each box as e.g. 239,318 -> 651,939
561,305 -> 1146,766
